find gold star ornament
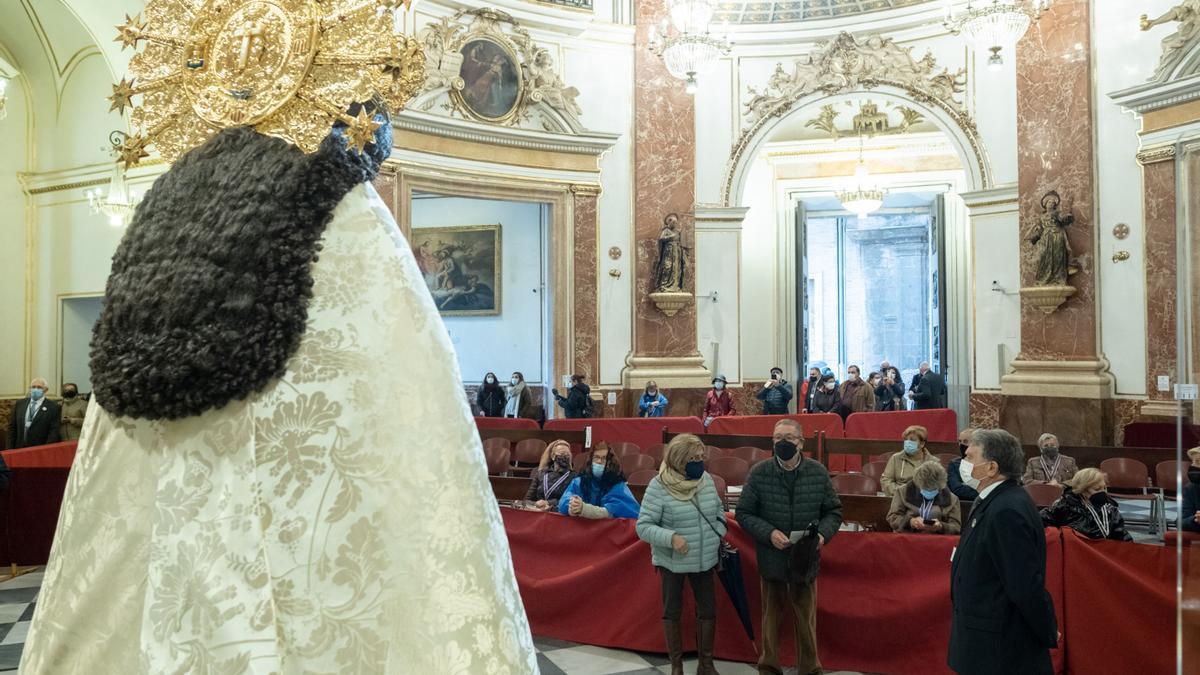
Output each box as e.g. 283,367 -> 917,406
114,0 -> 426,168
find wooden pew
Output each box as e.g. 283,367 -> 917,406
836,494 -> 894,532
477,428 -> 590,451
489,475 -> 648,505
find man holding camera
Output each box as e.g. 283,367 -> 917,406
756,367 -> 793,415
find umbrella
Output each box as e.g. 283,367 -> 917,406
714,541 -> 757,649
788,522 -> 822,588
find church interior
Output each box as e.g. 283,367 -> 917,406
0,0 -> 1198,673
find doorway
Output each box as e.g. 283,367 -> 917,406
798,198 -> 946,387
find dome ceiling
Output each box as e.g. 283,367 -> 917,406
714,0 -> 929,24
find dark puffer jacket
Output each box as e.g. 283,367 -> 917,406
1040,487 -> 1132,541
736,457 -> 843,581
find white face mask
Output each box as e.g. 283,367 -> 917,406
958,459 -> 981,489
824,381 -> 836,391
486,377 -> 495,384
713,382 -> 725,391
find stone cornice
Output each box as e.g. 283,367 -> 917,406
959,184 -> 1018,216
1136,145 -> 1178,165
393,109 -> 619,158
1109,74 -> 1200,115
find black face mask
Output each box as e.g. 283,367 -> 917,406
774,440 -> 799,462
1188,467 -> 1200,485
554,456 -> 570,470
958,443 -> 968,458
63,390 -> 77,399
1088,492 -> 1108,507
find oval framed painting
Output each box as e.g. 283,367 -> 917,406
454,37 -> 523,122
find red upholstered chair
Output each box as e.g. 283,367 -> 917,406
572,453 -> 592,472
832,473 -> 879,496
611,442 -> 642,459
644,443 -> 666,464
513,439 -> 547,466
1024,483 -> 1063,508
936,453 -> 958,467
622,454 -> 659,473
872,452 -> 894,463
862,461 -> 889,485
707,456 -> 750,486
710,473 -> 728,506
627,469 -> 659,486
842,454 -> 863,472
728,446 -> 768,465
482,437 -> 511,457
1101,457 -> 1165,534
484,446 -> 512,476
705,445 -> 729,460
1155,460 -> 1190,493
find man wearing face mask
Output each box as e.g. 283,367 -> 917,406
1021,433 -> 1078,486
59,382 -> 87,441
836,365 -> 875,420
8,378 -> 61,449
947,428 -> 980,501
949,429 -> 1059,675
757,367 -> 793,415
737,419 -> 842,675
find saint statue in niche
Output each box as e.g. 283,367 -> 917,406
1029,190 -> 1075,287
653,213 -> 688,293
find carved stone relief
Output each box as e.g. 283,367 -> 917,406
1141,1 -> 1200,82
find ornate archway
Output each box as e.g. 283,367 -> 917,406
722,32 -> 992,206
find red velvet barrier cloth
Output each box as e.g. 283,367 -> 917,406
708,414 -> 844,439
544,417 -> 704,451
1,441 -> 78,468
845,409 -> 959,442
1061,529 -> 1183,675
503,508 -> 1066,675
475,417 -> 540,431
1121,421 -> 1200,449
1,468 -> 71,566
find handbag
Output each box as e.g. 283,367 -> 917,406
691,495 -> 736,572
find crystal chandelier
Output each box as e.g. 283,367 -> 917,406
944,0 -> 1049,71
836,139 -> 885,219
648,0 -> 731,94
86,131 -> 141,227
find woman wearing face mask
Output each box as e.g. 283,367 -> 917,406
702,375 -> 735,428
809,374 -> 840,414
873,369 -> 905,412
636,434 -> 726,675
639,380 -> 669,418
880,425 -> 933,497
503,372 -> 535,420
1182,447 -> 1200,533
559,443 -> 640,519
947,428 -> 980,501
523,440 -> 575,511
476,372 -> 507,418
886,461 -> 962,534
1039,468 -> 1132,541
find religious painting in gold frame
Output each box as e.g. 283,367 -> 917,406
453,37 -> 523,122
411,224 -> 502,316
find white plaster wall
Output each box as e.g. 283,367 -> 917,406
0,62 -> 31,397
60,295 -> 102,392
738,156 -> 778,381
1093,0 -> 1178,397
971,209 -> 1021,390
696,228 -> 740,382
412,196 -> 546,384
695,57 -> 734,204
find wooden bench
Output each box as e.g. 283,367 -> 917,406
489,475 -> 648,505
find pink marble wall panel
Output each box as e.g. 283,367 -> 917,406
968,393 -> 1002,430
1111,399 -> 1142,447
1016,0 -> 1098,360
1143,159 -> 1177,400
572,191 -> 600,383
1190,153 -> 1200,390
633,0 -> 698,358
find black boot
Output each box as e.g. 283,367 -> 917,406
697,618 -> 719,674
663,620 -> 685,675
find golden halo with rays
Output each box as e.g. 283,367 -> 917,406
109,0 -> 426,168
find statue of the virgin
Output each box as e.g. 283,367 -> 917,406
1030,190 -> 1074,287
653,212 -> 687,293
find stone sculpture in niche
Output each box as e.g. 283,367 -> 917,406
649,213 -> 692,317
1022,191 -> 1078,313
1142,1 -> 1200,81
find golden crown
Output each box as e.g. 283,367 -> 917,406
109,0 -> 426,167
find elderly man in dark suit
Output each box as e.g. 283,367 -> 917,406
8,377 -> 61,449
911,363 -> 947,409
949,429 -> 1058,675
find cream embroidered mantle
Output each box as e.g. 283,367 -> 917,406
21,184 -> 538,674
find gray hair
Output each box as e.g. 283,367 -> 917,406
972,429 -> 1025,479
1037,433 -> 1059,447
30,377 -> 47,388
774,418 -> 804,435
912,461 -> 948,491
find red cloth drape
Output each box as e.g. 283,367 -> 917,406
475,417 -> 540,431
544,417 -> 704,450
1,468 -> 71,565
708,414 -> 844,439
504,509 -> 1072,674
1,441 -> 78,468
845,410 -> 959,441
1060,528 -> 1182,675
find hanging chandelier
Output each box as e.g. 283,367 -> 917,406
86,131 -> 141,228
836,139 -> 885,219
648,0 -> 731,94
944,0 -> 1049,71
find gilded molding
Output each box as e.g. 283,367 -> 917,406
723,31 -> 989,204
1136,145 -> 1178,164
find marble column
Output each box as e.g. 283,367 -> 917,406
623,0 -> 711,388
1001,0 -> 1114,443
571,185 -> 600,384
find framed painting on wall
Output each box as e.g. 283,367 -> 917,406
454,37 -> 523,122
411,224 -> 502,316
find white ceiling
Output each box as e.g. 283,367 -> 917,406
713,0 -> 931,25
